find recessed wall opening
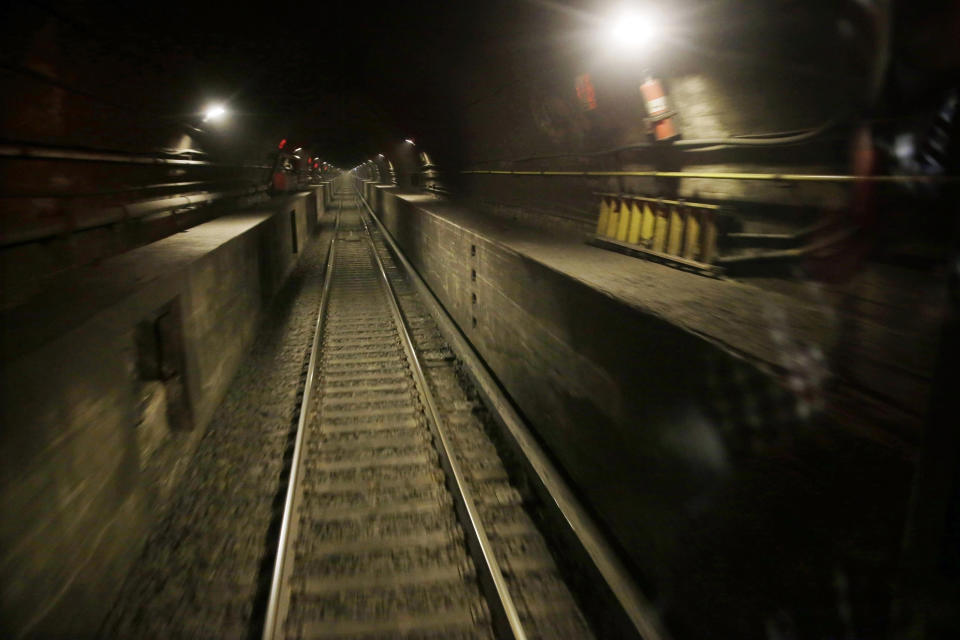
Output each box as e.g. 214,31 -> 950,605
290,210 -> 299,253
134,298 -> 192,463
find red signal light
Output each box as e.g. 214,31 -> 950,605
278,139 -> 287,149
575,74 -> 598,111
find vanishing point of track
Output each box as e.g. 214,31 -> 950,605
260,189 -> 594,640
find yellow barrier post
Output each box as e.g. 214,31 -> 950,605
616,197 -> 631,242
605,198 -> 621,238
627,200 -> 642,245
641,201 -> 655,246
651,201 -> 668,252
596,196 -> 610,236
666,205 -> 684,255
683,206 -> 700,260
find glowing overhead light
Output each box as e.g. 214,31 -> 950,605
608,6 -> 660,53
294,147 -> 302,153
202,103 -> 227,122
404,139 -> 415,145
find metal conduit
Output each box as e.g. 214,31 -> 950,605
0,184 -> 269,247
593,191 -> 723,210
4,179 -> 257,199
0,143 -> 271,169
462,169 -> 960,183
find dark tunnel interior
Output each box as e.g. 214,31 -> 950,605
2,1 -> 959,639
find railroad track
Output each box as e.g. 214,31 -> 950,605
261,189 -> 595,640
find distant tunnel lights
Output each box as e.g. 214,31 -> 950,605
202,103 -> 227,122
608,7 -> 659,53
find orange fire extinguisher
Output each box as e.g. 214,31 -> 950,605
639,76 -> 679,142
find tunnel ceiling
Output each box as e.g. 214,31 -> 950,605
4,0 -> 528,166
6,0 -> 704,167
4,0 -> 956,168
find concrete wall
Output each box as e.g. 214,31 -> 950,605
0,186 -> 326,639
367,185 -> 915,638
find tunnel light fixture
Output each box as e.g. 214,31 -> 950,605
202,103 -> 227,123
608,6 -> 660,54
404,139 -> 415,145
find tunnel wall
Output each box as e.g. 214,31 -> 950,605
433,0 -> 888,251
367,182 -> 735,624
456,52 -> 854,227
365,183 -> 915,637
0,2 -> 327,304
0,187 -> 325,638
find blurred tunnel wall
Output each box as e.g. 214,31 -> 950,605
0,2 -> 301,303
448,0 -> 877,223
1,0 -> 957,637
381,1 -> 954,637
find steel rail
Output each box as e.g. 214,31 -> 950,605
261,197 -> 342,640
357,190 -> 670,640
355,194 -> 527,640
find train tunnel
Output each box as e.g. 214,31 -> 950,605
1,1 -> 959,638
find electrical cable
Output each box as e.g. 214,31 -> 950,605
469,115 -> 848,166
